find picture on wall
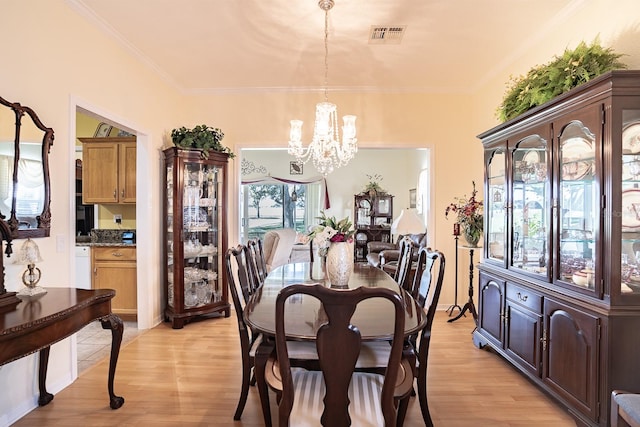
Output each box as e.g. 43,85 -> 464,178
290,161 -> 303,175
409,188 -> 417,208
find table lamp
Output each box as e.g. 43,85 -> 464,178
15,238 -> 46,297
391,208 -> 425,241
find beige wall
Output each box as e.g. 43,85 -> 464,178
1,0 -> 640,423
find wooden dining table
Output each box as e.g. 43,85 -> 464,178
244,261 -> 427,426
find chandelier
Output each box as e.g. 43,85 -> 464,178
288,0 -> 358,176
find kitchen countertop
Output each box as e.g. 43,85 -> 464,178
76,242 -> 136,247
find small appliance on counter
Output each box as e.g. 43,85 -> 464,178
121,231 -> 136,244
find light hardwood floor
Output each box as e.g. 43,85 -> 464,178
14,310 -> 576,426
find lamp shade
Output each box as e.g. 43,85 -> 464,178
391,208 -> 425,237
15,238 -> 43,265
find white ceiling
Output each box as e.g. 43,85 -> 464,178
71,0 -> 582,94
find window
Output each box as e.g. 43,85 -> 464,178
241,182 -> 323,242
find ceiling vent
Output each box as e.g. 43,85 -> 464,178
369,26 -> 406,44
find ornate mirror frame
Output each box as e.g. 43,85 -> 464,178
0,96 -> 54,239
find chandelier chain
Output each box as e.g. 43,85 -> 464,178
324,8 -> 329,102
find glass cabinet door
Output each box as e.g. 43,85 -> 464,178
486,148 -> 506,263
167,159 -> 223,311
181,161 -> 222,308
511,135 -> 549,278
620,110 -> 640,296
557,121 -> 597,291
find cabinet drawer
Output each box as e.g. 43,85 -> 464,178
506,283 -> 541,312
93,247 -> 136,261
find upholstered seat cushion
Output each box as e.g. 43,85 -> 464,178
288,368 -> 385,427
615,393 -> 640,424
263,228 -> 297,271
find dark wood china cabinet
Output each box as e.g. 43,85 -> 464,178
353,193 -> 393,262
163,147 -> 230,329
474,71 -> 640,427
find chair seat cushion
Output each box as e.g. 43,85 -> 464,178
356,341 -> 393,368
289,368 -> 385,427
615,393 -> 640,423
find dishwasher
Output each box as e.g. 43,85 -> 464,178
75,246 -> 92,289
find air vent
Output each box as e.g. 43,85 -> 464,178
369,26 -> 406,44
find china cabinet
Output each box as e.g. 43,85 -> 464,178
79,137 -> 136,204
353,193 -> 393,262
163,147 -> 230,329
475,71 -> 640,427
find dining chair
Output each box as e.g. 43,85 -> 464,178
247,238 -> 267,286
264,284 -> 414,427
225,245 -> 264,420
405,247 -> 446,427
393,236 -> 415,291
358,247 -> 446,427
612,390 -> 640,427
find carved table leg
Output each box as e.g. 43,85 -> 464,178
100,314 -> 125,409
37,347 -> 54,406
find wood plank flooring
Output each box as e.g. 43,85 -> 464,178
14,311 -> 576,426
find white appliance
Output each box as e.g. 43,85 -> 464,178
75,246 -> 92,289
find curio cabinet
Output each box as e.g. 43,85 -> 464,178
163,147 -> 230,329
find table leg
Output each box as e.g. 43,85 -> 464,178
100,314 -> 125,409
254,340 -> 274,427
37,347 -> 54,406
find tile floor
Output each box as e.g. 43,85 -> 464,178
76,320 -> 141,373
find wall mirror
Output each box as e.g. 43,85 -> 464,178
0,96 -> 53,238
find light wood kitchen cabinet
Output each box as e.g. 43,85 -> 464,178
92,246 -> 137,320
79,137 -> 136,204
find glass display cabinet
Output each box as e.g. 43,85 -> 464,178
163,147 -> 230,329
475,71 -> 640,427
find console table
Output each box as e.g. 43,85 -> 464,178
0,288 -> 125,409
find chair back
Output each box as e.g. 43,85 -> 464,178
247,238 -> 267,286
274,284 -> 407,427
411,247 -> 446,327
224,246 -> 254,357
393,236 -> 414,291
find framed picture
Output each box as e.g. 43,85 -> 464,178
290,161 -> 303,175
409,188 -> 417,208
94,122 -> 112,137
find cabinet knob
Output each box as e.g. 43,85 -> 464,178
112,252 -> 123,257
121,189 -> 125,198
113,190 -> 117,199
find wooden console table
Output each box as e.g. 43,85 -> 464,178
0,288 -> 125,409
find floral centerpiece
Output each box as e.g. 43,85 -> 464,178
308,212 -> 355,257
445,181 -> 484,247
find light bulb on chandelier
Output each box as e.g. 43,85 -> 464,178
288,0 -> 357,176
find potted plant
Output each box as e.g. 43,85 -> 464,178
170,124 -> 235,159
362,174 -> 386,198
497,38 -> 627,122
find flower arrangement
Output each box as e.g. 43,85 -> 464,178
445,181 -> 484,246
308,212 -> 355,256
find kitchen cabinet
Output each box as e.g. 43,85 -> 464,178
92,246 -> 137,320
163,147 -> 230,329
353,193 -> 393,262
80,137 -> 136,204
474,71 -> 640,426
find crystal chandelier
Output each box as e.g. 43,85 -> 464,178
288,0 -> 358,176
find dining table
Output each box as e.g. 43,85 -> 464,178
244,261 -> 427,426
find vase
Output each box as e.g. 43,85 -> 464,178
325,242 -> 354,288
463,226 -> 482,247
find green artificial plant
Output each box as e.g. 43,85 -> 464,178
171,124 -> 235,158
497,38 -> 627,122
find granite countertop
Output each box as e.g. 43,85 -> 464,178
76,242 -> 136,247
76,229 -> 136,247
